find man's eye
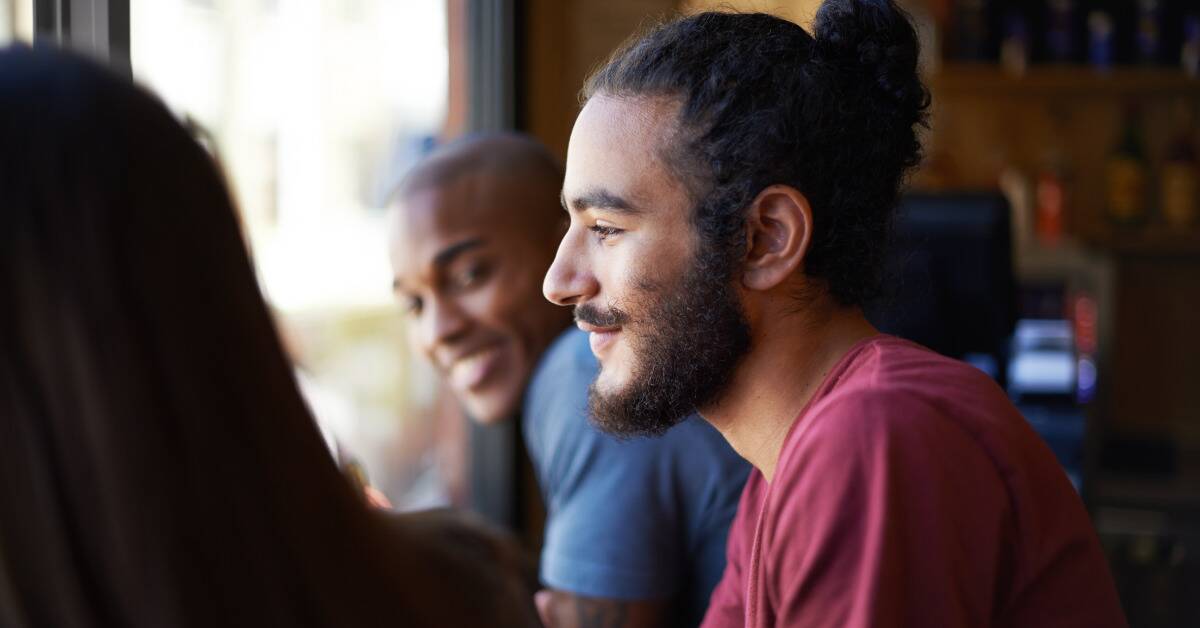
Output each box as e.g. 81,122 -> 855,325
401,295 -> 423,315
453,263 -> 489,289
588,225 -> 624,241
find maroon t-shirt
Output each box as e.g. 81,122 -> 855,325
701,335 -> 1125,628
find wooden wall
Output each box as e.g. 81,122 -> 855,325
521,0 -> 677,160
518,0 -> 819,160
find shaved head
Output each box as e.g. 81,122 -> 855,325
389,132 -> 572,423
397,132 -> 563,222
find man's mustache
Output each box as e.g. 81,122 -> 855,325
574,303 -> 630,328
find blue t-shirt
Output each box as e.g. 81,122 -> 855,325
523,328 -> 750,625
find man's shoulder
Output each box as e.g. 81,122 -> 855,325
822,336 -> 1015,422
530,327 -> 595,391
522,328 -> 594,463
526,328 -> 594,415
851,335 -> 999,387
779,337 -> 1025,479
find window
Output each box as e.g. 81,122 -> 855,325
130,0 -> 463,509
0,0 -> 34,44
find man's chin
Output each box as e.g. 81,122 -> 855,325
586,381 -> 688,439
591,372 -> 622,398
463,395 -> 518,425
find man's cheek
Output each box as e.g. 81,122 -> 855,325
466,284 -> 509,324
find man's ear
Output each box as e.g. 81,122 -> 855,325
741,184 -> 812,291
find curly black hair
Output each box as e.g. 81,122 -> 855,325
583,0 -> 930,307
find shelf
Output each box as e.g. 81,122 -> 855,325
929,64 -> 1200,99
1080,226 -> 1200,259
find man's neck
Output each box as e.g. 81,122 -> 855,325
701,297 -> 877,483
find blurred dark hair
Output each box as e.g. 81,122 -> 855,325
0,45 -> 533,627
584,0 -> 930,306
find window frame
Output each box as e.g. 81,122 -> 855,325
34,0 -> 129,75
35,0 -> 527,531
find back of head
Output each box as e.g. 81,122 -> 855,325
0,46 -> 543,628
584,1 -> 930,306
0,45 -> 540,628
0,43 -> 362,626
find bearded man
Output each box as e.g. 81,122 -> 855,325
543,4 -> 1126,627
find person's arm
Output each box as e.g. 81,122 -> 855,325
535,589 -> 669,628
382,508 -> 541,627
534,452 -> 684,625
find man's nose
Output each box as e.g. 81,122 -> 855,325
543,229 -> 597,307
420,295 -> 470,353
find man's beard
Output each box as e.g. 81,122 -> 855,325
576,246 -> 751,438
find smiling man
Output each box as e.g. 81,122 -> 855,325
389,133 -> 749,628
544,3 -> 1126,628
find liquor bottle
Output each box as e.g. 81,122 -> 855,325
1036,168 -> 1066,246
1045,0 -> 1078,64
999,164 -> 1035,254
1106,107 -> 1149,228
1182,15 -> 1200,77
1088,11 -> 1115,71
1161,102 -> 1198,231
1001,11 -> 1030,75
1036,112 -> 1072,246
1136,0 -> 1164,65
952,0 -> 991,62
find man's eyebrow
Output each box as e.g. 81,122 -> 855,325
563,187 -> 640,215
433,237 -> 485,268
391,237 -> 485,292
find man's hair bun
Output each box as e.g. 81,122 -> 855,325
812,0 -> 929,125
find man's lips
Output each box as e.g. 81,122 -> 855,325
444,345 -> 504,391
574,320 -> 618,334
576,321 -> 620,357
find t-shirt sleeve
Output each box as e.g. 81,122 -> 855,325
537,432 -> 690,599
765,390 -> 1012,628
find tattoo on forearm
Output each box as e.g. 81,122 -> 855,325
574,598 -> 630,628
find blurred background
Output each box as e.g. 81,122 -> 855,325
3,1 -> 1198,625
